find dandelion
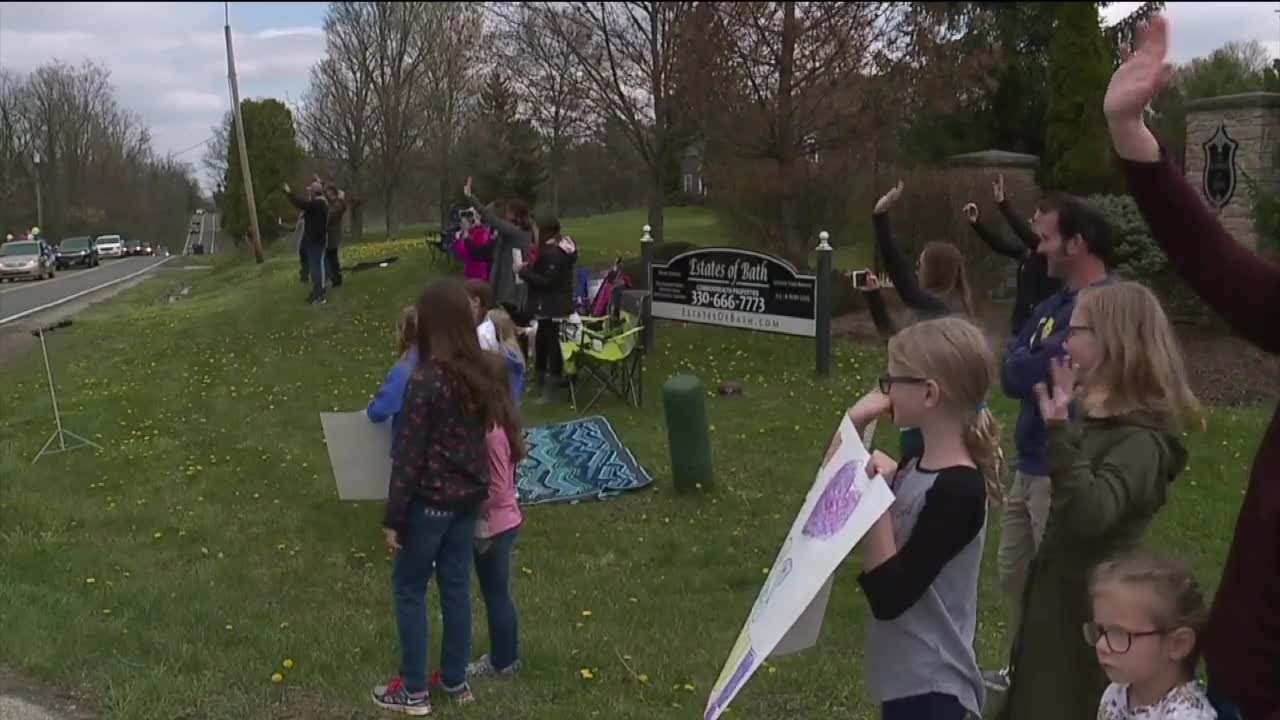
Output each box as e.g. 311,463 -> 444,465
579,668 -> 595,680
581,610 -> 592,618
271,672 -> 283,684
283,658 -> 295,669
85,577 -> 96,585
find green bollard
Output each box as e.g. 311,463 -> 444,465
662,374 -> 713,492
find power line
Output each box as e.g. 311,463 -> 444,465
171,135 -> 215,157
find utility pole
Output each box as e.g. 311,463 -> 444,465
32,151 -> 43,230
224,2 -> 264,263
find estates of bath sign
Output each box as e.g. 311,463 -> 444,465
649,247 -> 817,337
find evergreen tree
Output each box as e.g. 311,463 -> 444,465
1043,2 -> 1118,194
473,70 -> 545,207
221,99 -> 304,243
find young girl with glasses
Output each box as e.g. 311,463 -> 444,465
1088,550 -> 1215,719
846,317 -> 1004,720
999,282 -> 1201,720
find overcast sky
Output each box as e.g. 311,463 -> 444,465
1,1 -> 1277,192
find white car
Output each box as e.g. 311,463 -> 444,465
94,234 -> 125,259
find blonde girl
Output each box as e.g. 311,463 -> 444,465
1000,281 -> 1199,720
846,316 -> 1003,720
1089,550 -> 1215,719
487,308 -> 526,407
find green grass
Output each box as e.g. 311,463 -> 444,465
0,208 -> 1262,719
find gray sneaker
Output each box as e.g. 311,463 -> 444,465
465,654 -> 522,680
983,667 -> 1011,693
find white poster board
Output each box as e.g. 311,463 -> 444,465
704,413 -> 894,720
320,411 -> 393,501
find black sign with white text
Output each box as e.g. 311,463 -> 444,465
649,247 -> 817,337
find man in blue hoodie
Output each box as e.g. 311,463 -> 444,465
985,192 -> 1114,693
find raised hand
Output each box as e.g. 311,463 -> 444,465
865,449 -> 899,481
860,272 -> 881,293
1104,15 -> 1174,122
463,176 -> 474,198
992,174 -> 1005,204
873,181 -> 905,214
282,182 -> 291,194
962,202 -> 980,224
1032,355 -> 1076,421
848,389 -> 893,431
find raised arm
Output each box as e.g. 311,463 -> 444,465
963,202 -> 1025,260
1104,13 -> 1280,353
872,210 -> 950,315
990,174 -> 1040,252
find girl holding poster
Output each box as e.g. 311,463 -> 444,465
846,317 -> 1004,720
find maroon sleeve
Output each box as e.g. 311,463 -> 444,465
1118,150 -> 1280,354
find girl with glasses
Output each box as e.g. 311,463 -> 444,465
1089,550 -> 1215,719
999,282 -> 1201,720
846,317 -> 1003,720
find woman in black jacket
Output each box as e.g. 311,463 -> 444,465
518,217 -> 578,402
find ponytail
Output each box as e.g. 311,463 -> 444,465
953,260 -> 975,318
964,406 -> 1005,506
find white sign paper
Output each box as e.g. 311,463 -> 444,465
320,411 -> 393,500
704,414 -> 894,720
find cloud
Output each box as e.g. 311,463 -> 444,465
0,1 -> 325,191
1102,2 -> 1280,63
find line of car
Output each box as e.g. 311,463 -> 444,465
0,234 -> 158,283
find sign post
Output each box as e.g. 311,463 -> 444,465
815,231 -> 832,377
640,224 -> 655,350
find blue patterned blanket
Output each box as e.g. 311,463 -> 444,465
517,416 -> 653,505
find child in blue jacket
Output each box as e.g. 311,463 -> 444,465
367,306 -> 419,449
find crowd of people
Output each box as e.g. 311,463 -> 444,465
340,15 -> 1276,720
845,16 -> 1276,720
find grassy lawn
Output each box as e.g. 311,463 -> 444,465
0,208 -> 1261,719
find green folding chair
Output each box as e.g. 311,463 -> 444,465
561,290 -> 650,412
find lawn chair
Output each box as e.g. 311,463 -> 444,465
561,289 -> 650,412
425,225 -> 453,265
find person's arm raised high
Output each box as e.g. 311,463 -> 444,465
871,181 -> 950,316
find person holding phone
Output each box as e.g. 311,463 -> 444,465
462,177 -> 534,320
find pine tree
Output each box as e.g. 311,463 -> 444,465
473,70 -> 546,207
1043,3 -> 1119,194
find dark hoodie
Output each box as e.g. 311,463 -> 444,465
519,235 -> 578,318
1001,410 -> 1188,720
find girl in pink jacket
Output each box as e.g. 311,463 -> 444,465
452,209 -> 493,281
465,369 -> 525,679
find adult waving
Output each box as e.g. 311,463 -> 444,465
463,177 -> 535,318
1106,14 -> 1280,720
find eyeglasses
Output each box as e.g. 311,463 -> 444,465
1082,622 -> 1167,653
1067,324 -> 1093,337
878,374 -> 928,395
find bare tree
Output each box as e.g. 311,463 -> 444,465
532,1 -> 693,242
298,53 -> 375,241
489,3 -> 592,216
203,113 -> 230,189
420,3 -> 483,227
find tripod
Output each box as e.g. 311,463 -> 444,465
32,320 -> 101,463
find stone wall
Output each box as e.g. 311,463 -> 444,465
1184,92 -> 1280,250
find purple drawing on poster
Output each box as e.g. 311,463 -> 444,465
801,460 -> 863,539
706,647 -> 757,720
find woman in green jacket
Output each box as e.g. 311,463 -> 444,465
1000,282 -> 1200,720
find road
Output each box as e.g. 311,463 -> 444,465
0,256 -> 171,326
182,212 -> 218,256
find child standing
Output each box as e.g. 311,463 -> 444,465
371,279 -> 514,716
518,217 -> 577,403
467,367 -> 528,680
1000,282 -> 1200,720
846,317 -> 1004,720
1090,550 -> 1216,720
366,306 -> 419,447
487,308 -> 526,407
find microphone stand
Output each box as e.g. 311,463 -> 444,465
32,321 -> 101,463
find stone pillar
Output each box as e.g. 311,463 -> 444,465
946,150 -> 1042,299
1184,92 -> 1280,250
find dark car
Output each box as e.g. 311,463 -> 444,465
55,236 -> 100,269
137,241 -> 155,256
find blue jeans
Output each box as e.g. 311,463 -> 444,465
475,527 -> 520,670
392,502 -> 477,692
304,243 -> 326,301
881,693 -> 966,720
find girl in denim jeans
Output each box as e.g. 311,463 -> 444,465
466,364 -> 527,680
372,279 -> 520,716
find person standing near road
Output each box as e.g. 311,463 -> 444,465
285,179 -> 330,305
324,183 -> 347,288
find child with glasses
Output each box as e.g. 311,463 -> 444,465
845,317 -> 1004,720
1089,550 -> 1215,719
999,282 -> 1201,720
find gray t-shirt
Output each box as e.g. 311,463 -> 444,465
860,459 -> 987,715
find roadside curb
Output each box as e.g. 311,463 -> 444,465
0,257 -> 173,327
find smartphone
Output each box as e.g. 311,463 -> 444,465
852,270 -> 869,289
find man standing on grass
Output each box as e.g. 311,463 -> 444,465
285,178 -> 330,305
324,183 -> 347,289
985,192 -> 1114,693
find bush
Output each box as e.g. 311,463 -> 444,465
1087,193 -> 1209,323
1243,174 -> 1280,253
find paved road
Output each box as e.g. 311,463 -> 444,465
0,256 -> 170,326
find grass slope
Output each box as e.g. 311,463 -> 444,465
0,210 -> 1262,719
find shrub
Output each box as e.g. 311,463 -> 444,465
1243,173 -> 1280,254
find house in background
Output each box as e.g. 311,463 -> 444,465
681,142 -> 708,197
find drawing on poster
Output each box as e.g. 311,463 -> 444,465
706,647 -> 757,720
802,460 -> 863,540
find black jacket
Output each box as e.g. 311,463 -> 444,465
967,200 -> 1062,334
519,236 -> 578,318
288,192 -> 328,247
